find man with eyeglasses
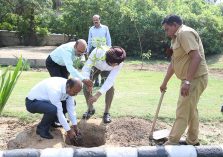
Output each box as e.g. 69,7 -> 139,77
81,46 -> 126,123
46,39 -> 93,127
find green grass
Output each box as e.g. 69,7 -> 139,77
1,60 -> 223,123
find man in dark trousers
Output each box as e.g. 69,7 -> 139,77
26,77 -> 82,142
46,39 -> 92,127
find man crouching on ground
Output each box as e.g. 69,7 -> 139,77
25,77 -> 82,144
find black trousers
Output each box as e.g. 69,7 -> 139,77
45,55 -> 68,116
45,55 -> 69,79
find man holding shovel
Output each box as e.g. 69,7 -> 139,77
26,77 -> 82,145
160,15 -> 208,145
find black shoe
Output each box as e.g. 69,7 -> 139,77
103,113 -> 112,123
36,129 -> 53,139
82,109 -> 95,120
179,140 -> 200,146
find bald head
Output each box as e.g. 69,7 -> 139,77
93,14 -> 100,19
66,78 -> 82,96
75,39 -> 87,56
77,39 -> 87,48
92,15 -> 101,28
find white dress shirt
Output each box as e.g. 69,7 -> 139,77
82,46 -> 123,94
27,77 -> 77,131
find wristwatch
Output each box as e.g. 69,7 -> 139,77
184,80 -> 190,85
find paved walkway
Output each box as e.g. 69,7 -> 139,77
0,46 -> 56,67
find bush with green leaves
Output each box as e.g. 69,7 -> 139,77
0,22 -> 14,31
0,57 -> 23,114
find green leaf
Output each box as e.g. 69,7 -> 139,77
0,56 -> 23,114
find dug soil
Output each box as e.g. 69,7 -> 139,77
0,117 -> 223,150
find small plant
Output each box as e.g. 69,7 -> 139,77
13,55 -> 30,71
92,37 -> 106,48
142,50 -> 152,60
0,57 -> 23,114
141,50 -> 151,69
73,57 -> 84,70
22,58 -> 30,71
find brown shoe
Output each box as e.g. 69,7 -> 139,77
179,140 -> 200,146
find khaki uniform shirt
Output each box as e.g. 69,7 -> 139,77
171,25 -> 208,80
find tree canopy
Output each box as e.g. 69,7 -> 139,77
0,0 -> 223,57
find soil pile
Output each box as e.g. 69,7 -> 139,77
0,117 -> 222,150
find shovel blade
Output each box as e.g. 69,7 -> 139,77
152,129 -> 170,140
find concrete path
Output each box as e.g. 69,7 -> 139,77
0,46 -> 56,67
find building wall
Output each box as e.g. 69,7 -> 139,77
0,30 -> 69,47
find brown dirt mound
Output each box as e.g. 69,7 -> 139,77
104,117 -> 168,147
1,117 -> 169,150
1,117 -> 223,150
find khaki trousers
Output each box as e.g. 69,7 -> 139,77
168,74 -> 208,145
83,67 -> 114,113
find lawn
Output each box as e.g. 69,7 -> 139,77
1,57 -> 223,123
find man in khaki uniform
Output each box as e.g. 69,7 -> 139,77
160,15 -> 208,145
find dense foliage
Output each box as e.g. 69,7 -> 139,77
0,0 -> 222,57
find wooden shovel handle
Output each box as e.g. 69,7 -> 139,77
149,91 -> 166,137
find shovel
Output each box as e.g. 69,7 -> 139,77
149,91 -> 170,140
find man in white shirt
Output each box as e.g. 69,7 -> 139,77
82,46 -> 126,123
26,77 -> 81,141
87,15 -> 112,87
46,39 -> 92,127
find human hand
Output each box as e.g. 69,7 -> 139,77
65,129 -> 78,145
160,82 -> 167,93
181,82 -> 190,97
88,95 -> 98,104
82,79 -> 93,92
66,129 -> 76,139
72,125 -> 80,135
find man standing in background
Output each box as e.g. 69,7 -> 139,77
87,14 -> 112,86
